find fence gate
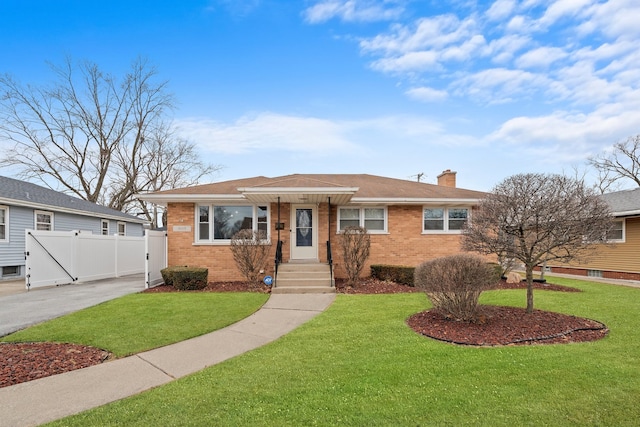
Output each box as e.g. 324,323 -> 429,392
145,230 -> 168,288
25,229 -> 167,290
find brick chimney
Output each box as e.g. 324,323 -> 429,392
437,169 -> 457,187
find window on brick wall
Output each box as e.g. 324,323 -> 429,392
197,204 -> 270,243
423,207 -> 469,233
337,207 -> 387,233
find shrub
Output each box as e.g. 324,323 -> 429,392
371,265 -> 415,286
414,254 -> 500,322
161,266 -> 208,290
340,226 -> 371,286
230,229 -> 270,283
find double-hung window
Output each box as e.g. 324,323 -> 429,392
338,207 -> 386,233
117,222 -> 126,236
34,210 -> 53,231
606,219 -> 624,242
423,207 -> 469,233
101,220 -> 110,235
0,206 -> 7,241
197,204 -> 269,243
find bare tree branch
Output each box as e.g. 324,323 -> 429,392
0,57 -> 219,227
462,173 -> 613,313
589,135 -> 640,189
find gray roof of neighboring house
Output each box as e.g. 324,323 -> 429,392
601,187 -> 640,216
0,175 -> 147,223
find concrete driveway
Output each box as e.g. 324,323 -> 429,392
0,274 -> 146,337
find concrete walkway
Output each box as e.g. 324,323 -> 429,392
0,292 -> 335,427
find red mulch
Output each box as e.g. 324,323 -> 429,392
0,278 -> 601,389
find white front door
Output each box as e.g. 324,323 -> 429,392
291,205 -> 318,260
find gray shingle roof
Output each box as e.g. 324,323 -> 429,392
0,175 -> 147,223
601,188 -> 640,216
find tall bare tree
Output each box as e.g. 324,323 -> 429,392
589,135 -> 640,189
462,173 -> 613,313
0,57 -> 217,227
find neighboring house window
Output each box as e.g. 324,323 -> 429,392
606,219 -> 624,242
423,207 -> 469,233
0,206 -> 7,241
34,210 -> 53,231
337,207 -> 387,232
101,220 -> 109,235
197,205 -> 269,242
117,222 -> 126,236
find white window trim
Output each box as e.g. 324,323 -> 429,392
34,210 -> 54,231
117,222 -> 126,236
606,219 -> 625,243
337,206 -> 388,234
422,206 -> 470,234
0,205 -> 8,242
101,219 -> 110,236
195,204 -> 271,245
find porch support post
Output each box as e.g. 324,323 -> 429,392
327,196 -> 331,245
277,197 -> 281,243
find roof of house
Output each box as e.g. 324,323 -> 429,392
0,176 -> 147,223
139,174 -> 486,205
602,187 -> 640,216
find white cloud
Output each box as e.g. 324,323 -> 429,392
516,46 -> 567,68
303,0 -> 405,23
405,86 -> 449,102
454,68 -> 550,103
370,50 -> 439,73
486,0 -> 516,21
487,105 -> 640,162
538,0 -> 594,27
174,113 -> 357,155
360,15 -> 478,54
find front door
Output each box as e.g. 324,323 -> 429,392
291,205 -> 318,260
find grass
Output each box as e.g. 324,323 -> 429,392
45,277 -> 640,426
1,292 -> 269,357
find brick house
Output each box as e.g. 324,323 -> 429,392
139,171 -> 486,288
543,188 -> 640,281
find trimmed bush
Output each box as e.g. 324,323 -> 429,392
340,226 -> 371,286
414,254 -> 500,322
371,265 -> 415,286
161,266 -> 208,291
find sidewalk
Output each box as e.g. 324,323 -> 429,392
0,293 -> 335,427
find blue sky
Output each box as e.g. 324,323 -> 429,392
1,0 -> 639,191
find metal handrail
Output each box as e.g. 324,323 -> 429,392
274,240 -> 283,287
326,240 -> 334,287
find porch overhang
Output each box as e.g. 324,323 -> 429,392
237,186 -> 358,205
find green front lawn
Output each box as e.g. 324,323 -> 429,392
2,292 -> 269,357
47,277 -> 640,426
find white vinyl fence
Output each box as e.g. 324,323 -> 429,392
25,229 -> 167,289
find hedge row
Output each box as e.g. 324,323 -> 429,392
370,264 -> 415,286
161,266 -> 209,290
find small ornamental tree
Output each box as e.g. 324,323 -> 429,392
414,254 -> 499,322
230,229 -> 270,283
340,226 -> 371,287
462,173 -> 613,313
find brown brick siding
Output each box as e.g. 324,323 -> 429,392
167,202 -> 478,282
536,265 -> 640,281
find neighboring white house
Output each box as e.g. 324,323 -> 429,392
0,176 -> 148,280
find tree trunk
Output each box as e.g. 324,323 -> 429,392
525,265 -> 534,313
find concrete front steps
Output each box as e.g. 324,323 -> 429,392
272,262 -> 335,294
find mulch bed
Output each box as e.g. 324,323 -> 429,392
0,278 -> 603,389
